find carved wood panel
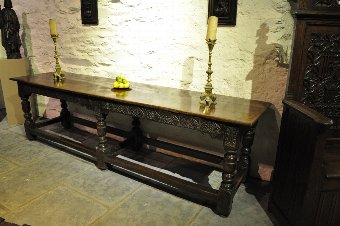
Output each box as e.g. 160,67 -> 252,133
315,191 -> 340,225
314,0 -> 340,8
81,0 -> 98,24
208,0 -> 237,25
298,0 -> 340,10
302,33 -> 340,123
270,102 -> 327,225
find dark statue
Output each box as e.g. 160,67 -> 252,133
0,0 -> 22,59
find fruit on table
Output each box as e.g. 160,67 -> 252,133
113,75 -> 130,89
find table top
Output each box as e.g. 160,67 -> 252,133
11,72 -> 270,126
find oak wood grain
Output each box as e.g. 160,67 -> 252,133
11,72 -> 270,126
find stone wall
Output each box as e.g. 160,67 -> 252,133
1,0 -> 294,178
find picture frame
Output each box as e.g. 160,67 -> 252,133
208,0 -> 237,26
81,0 -> 98,25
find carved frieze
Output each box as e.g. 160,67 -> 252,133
314,0 -> 340,8
303,33 -> 340,120
103,103 -> 239,149
23,83 -> 240,149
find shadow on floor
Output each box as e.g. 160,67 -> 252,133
245,178 -> 279,225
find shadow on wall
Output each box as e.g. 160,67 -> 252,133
181,57 -> 194,89
180,56 -> 194,117
246,23 -> 288,110
22,12 -> 40,119
246,23 -> 289,180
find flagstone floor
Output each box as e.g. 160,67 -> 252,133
0,117 -> 274,226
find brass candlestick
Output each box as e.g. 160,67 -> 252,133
200,39 -> 217,106
51,34 -> 64,82
199,103 -> 216,115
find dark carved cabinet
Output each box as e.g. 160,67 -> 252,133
269,0 -> 340,225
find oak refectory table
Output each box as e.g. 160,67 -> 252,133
11,72 -> 270,216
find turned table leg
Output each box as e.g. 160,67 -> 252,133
19,89 -> 36,140
60,100 -> 72,129
216,125 -> 256,216
95,111 -> 108,170
119,117 -> 143,151
240,126 -> 256,181
216,147 -> 237,216
215,125 -> 242,216
131,117 -> 143,151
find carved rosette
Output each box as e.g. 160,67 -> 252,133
303,33 -> 340,120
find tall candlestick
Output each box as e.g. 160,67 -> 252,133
49,19 -> 64,82
200,39 -> 217,106
49,19 -> 58,36
206,16 -> 218,41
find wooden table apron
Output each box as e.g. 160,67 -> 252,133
13,74 -> 266,217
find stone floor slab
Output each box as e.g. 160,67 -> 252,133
0,152 -> 92,210
189,185 -> 273,226
0,157 -> 17,175
0,140 -> 56,165
91,185 -> 201,226
0,203 -> 10,216
0,130 -> 26,150
8,125 -> 26,137
5,186 -> 107,226
0,118 -> 274,225
65,167 -> 142,207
